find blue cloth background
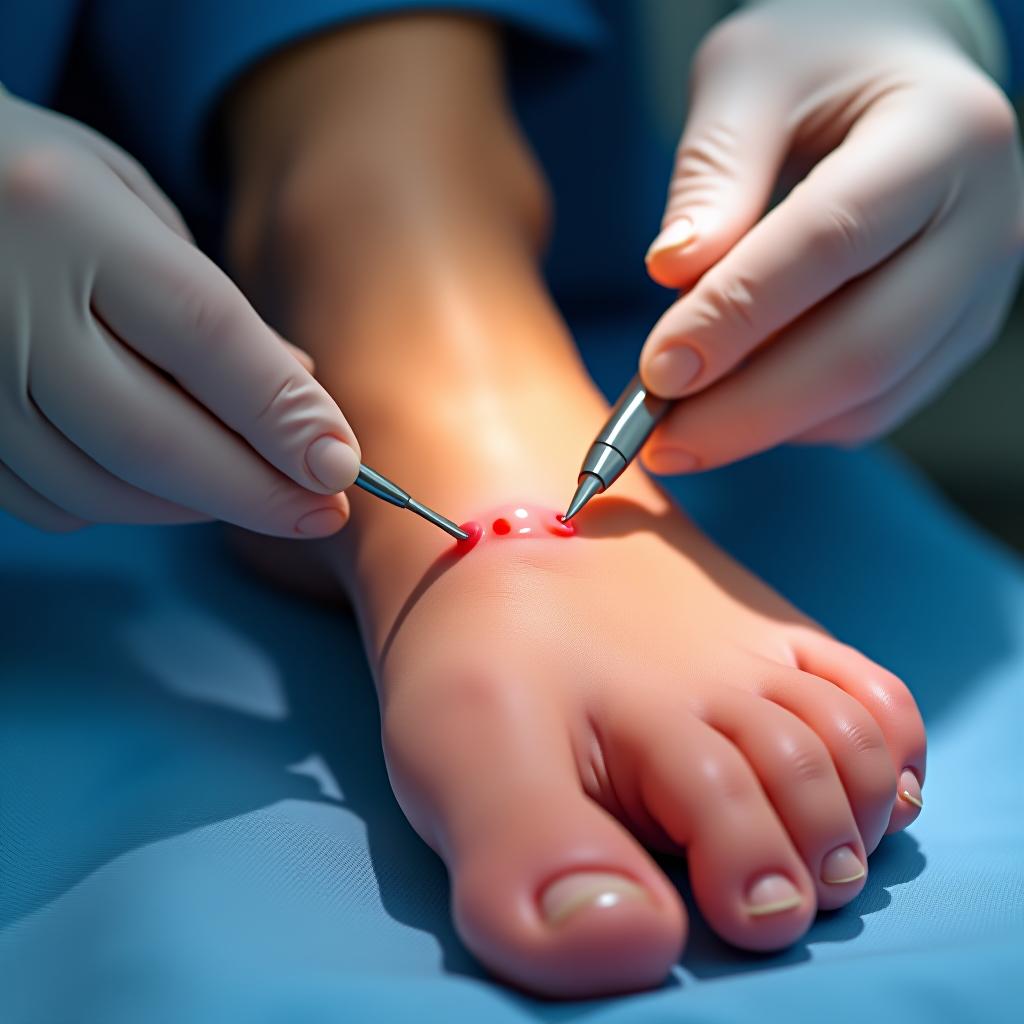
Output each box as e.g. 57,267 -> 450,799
1,321 -> 1022,1022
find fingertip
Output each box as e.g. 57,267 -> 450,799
646,217 -> 696,262
305,435 -> 361,494
641,346 -> 703,398
645,217 -> 698,288
641,443 -> 699,476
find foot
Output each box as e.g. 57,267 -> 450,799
268,356 -> 927,999
223,21 -> 926,993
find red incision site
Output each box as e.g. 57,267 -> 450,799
454,506 -> 576,555
455,521 -> 484,553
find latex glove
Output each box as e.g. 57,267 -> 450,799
639,0 -> 1024,473
0,90 -> 360,535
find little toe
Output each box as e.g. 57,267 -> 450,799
621,708 -> 817,950
381,672 -> 685,998
790,632 -> 927,837
705,687 -> 868,911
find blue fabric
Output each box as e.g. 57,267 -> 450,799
0,0 -> 79,100
990,0 -> 1024,94
0,0 -> 603,209
84,0 -> 603,209
1,320 -> 1022,1021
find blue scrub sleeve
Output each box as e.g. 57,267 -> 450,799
989,0 -> 1024,94
84,0 -> 604,209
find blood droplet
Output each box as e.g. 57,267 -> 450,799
453,506 -> 575,555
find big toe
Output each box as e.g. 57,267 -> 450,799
382,673 -> 685,998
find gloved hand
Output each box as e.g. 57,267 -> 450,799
639,0 -> 1024,473
0,89 -> 360,536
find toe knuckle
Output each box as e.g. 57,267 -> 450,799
698,749 -> 755,803
838,713 -> 888,758
838,718 -> 894,794
859,663 -> 922,720
778,735 -> 833,786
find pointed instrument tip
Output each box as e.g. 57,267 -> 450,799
406,498 -> 469,541
562,474 -> 604,523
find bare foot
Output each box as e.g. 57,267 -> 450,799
231,320 -> 927,998
303,373 -> 927,999
224,17 -> 926,996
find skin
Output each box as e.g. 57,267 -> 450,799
225,16 -> 927,998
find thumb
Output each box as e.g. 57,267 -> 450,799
646,52 -> 792,289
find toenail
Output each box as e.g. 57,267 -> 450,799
821,845 -> 866,885
744,873 -> 803,917
899,769 -> 923,810
540,871 -> 650,926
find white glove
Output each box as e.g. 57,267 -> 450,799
638,0 -> 1024,473
0,90 -> 360,536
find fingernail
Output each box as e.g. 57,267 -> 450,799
646,217 -> 696,260
645,347 -> 703,395
645,447 -> 699,475
306,435 -> 359,493
821,845 -> 866,885
541,871 -> 650,926
294,507 -> 347,537
899,769 -> 923,810
744,873 -> 803,917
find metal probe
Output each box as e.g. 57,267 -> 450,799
563,375 -> 672,522
354,464 -> 469,541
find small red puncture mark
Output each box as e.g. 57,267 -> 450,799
456,521 -> 483,553
453,507 -> 574,554
550,515 -> 575,537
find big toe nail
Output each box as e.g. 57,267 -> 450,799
744,873 -> 803,917
541,871 -> 650,926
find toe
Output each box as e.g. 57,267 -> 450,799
790,632 -> 927,837
381,671 -> 685,998
705,687 -> 868,911
619,707 -> 817,951
757,667 -> 899,854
